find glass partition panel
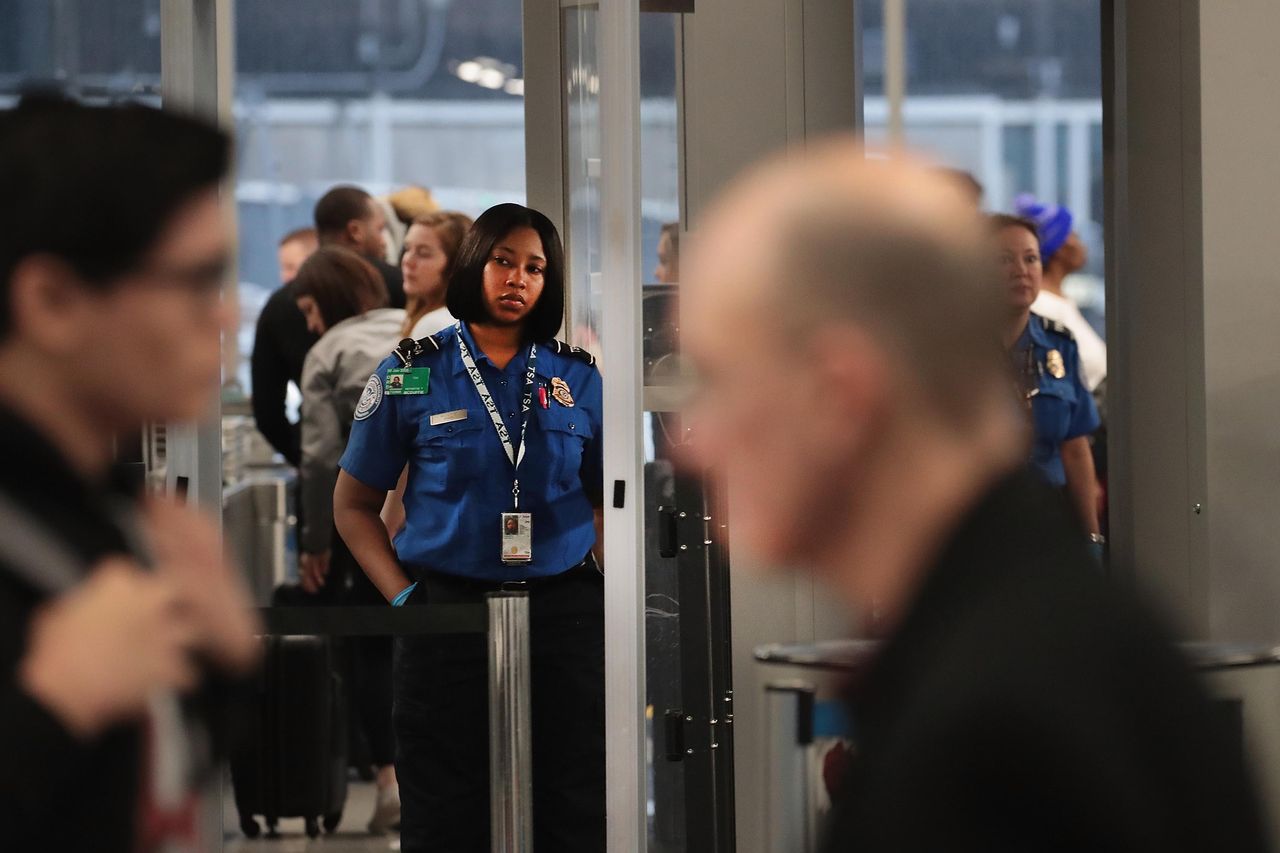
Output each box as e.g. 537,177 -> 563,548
223,0 -> 530,599
863,0 -> 1108,537
561,5 -> 734,849
559,4 -> 734,849
229,0 -> 528,407
0,0 -> 162,103
862,0 -> 1105,332
635,13 -> 692,853
563,4 -> 603,351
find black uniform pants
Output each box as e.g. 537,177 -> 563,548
394,562 -> 606,853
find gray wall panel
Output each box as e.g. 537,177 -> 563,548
1108,0 -> 1209,635
1199,0 -> 1280,643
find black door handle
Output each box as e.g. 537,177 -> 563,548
658,507 -> 678,558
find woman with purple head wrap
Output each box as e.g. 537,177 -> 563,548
1014,194 -> 1107,392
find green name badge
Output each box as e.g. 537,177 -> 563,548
385,367 -> 430,396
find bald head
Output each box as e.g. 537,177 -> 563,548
681,140 -> 1018,569
686,140 -> 1004,426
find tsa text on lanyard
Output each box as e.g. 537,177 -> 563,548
456,326 -> 537,565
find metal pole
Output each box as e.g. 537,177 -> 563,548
159,0 -> 235,519
884,0 -> 907,147
598,0 -> 647,847
488,591 -> 534,853
159,5 -> 237,850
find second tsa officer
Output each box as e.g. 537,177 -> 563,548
333,203 -> 604,853
993,213 -> 1102,542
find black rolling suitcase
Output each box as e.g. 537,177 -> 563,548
231,635 -> 349,839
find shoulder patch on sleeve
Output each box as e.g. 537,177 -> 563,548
551,339 -> 597,367
1039,316 -> 1075,341
354,373 -> 383,421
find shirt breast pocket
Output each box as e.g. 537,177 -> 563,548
538,408 -> 594,493
413,412 -> 485,496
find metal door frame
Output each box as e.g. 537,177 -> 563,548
522,2 -> 741,850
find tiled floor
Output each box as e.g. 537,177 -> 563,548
222,779 -> 400,852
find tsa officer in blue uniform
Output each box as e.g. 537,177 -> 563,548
333,203 -> 604,853
993,214 -> 1102,542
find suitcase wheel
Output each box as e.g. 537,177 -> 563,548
238,816 -> 261,839
305,817 -> 321,839
324,812 -> 343,834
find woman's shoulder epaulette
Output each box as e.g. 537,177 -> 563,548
392,332 -> 445,367
548,339 -> 597,367
1039,316 -> 1076,341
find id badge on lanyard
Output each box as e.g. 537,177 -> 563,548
501,510 -> 533,565
457,327 -> 538,566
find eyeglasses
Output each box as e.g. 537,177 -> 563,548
128,256 -> 231,302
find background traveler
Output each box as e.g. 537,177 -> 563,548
400,211 -> 472,340
250,226 -> 319,465
314,184 -> 407,310
292,245 -> 405,833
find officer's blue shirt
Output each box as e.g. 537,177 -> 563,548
1012,313 -> 1100,487
339,322 -> 603,581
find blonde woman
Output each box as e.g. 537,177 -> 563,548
399,211 -> 473,340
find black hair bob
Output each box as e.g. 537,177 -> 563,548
0,92 -> 229,338
446,203 -> 565,343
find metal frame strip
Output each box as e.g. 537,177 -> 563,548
159,0 -> 235,517
598,0 -> 647,849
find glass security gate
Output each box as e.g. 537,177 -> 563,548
524,2 -> 737,849
650,457 -> 737,852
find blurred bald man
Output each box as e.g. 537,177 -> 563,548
682,142 -> 1268,853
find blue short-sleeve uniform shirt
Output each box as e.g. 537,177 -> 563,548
339,322 -> 603,581
1012,313 -> 1101,487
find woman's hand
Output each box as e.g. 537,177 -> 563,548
335,471 -> 414,602
299,550 -> 331,594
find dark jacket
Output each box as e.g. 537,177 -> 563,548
821,472 -> 1269,853
0,405 -> 245,851
0,405 -> 146,851
250,261 -> 402,466
250,281 -> 318,465
374,257 -> 407,310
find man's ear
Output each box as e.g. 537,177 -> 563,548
809,325 -> 893,451
7,255 -> 90,357
345,219 -> 363,245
